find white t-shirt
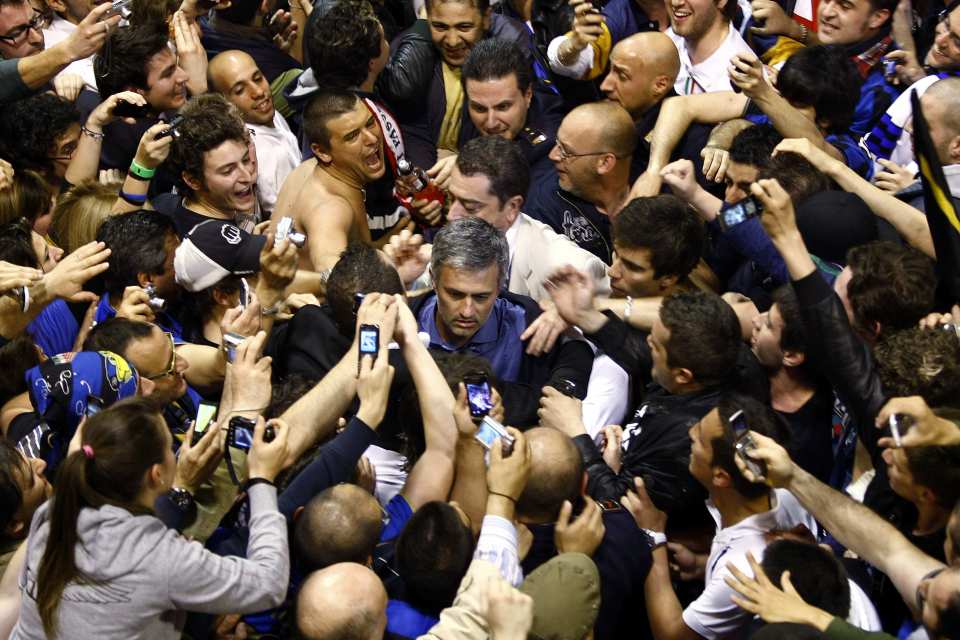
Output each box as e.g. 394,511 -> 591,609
668,22 -> 755,95
250,110 -> 301,216
681,489 -> 818,639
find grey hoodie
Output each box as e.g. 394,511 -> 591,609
11,484 -> 288,639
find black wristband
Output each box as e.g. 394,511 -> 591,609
243,477 -> 276,492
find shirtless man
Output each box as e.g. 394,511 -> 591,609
273,90 -> 411,271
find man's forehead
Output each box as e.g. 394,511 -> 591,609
466,74 -> 521,100
450,168 -> 495,199
327,102 -> 370,134
438,263 -> 499,288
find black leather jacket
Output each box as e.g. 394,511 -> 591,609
376,16 -> 534,167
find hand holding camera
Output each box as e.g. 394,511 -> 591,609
246,417 -> 290,483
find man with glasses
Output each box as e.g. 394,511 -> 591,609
0,0 -> 117,103
524,101 -> 636,264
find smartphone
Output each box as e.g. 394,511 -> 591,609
597,498 -> 621,512
222,332 -> 244,364
718,195 -> 761,232
889,413 -> 915,448
464,373 -> 493,419
729,409 -> 766,479
239,277 -> 250,309
358,324 -> 379,373
191,402 -> 218,445
475,415 -> 515,456
551,378 -> 578,397
157,115 -> 184,139
112,100 -> 150,119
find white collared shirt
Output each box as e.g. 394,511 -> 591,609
43,15 -> 98,93
667,22 -> 755,95
682,489 -> 818,639
249,110 -> 301,216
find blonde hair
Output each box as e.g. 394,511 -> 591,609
50,181 -> 117,254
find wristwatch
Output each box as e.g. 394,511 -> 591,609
642,528 -> 667,549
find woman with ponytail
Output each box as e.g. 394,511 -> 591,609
10,397 -> 291,639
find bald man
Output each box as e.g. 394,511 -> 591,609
296,563 -> 388,640
515,427 -> 653,639
598,32 -> 720,195
523,101 -> 635,263
208,50 -> 301,215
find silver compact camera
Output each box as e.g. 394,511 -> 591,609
275,216 -> 305,248
110,0 -> 133,26
144,283 -> 166,312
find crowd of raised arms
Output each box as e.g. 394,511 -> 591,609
2,0 -> 960,637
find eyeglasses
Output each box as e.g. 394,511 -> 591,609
47,141 -> 78,162
0,12 -> 44,45
554,139 -> 616,162
144,332 -> 178,380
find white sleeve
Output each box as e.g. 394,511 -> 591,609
546,34 -> 595,79
681,552 -> 754,639
581,353 -> 630,437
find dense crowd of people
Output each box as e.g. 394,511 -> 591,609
0,0 -> 959,637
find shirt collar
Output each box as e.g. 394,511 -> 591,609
422,294 -> 502,350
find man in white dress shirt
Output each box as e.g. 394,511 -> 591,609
209,49 -> 301,216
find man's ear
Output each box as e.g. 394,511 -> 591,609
867,8 -> 891,30
292,505 -> 305,523
948,135 -> 960,164
580,470 -> 589,495
182,171 -> 203,194
673,366 -> 694,388
712,465 -> 733,490
523,84 -> 533,109
482,7 -> 492,31
652,74 -> 672,98
657,274 -> 679,294
310,143 -> 333,165
503,194 -> 524,225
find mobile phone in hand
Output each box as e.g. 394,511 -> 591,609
358,324 -> 379,374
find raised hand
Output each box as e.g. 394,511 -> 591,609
555,498 -> 606,556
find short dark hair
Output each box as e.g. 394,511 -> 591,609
874,327 -> 960,407
905,446 -> 960,508
305,0 -> 382,90
455,136 -> 530,207
293,487 -> 383,573
0,94 -> 79,173
0,219 -> 39,269
660,291 -> 741,388
327,243 -> 405,337
772,286 -> 807,355
169,94 -> 249,195
846,242 -> 936,335
757,152 -> 830,206
395,501 -> 474,614
95,210 -> 176,295
462,37 -> 532,93
425,0 -> 490,16
728,124 -> 782,169
714,393 -> 792,499
777,45 -> 861,134
94,24 -> 171,98
82,317 -> 155,358
0,439 -> 25,539
613,195 -> 704,281
720,0 -> 738,22
761,539 -> 851,617
867,0 -> 898,18
303,90 -> 361,151
0,336 -> 42,406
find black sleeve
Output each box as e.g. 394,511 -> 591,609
584,311 -> 652,383
278,417 -> 377,520
377,23 -> 436,110
792,271 -> 887,456
572,433 -> 634,502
